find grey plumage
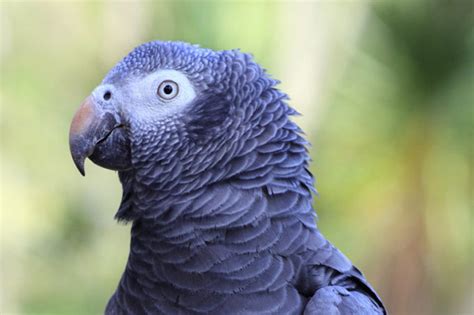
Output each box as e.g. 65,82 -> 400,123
69,41 -> 386,314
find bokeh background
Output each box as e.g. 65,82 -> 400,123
1,1 -> 472,314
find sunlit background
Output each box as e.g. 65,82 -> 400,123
1,1 -> 472,314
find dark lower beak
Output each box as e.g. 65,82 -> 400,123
69,96 -> 120,176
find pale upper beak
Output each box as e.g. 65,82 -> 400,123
69,96 -> 121,175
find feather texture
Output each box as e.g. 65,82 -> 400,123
96,41 -> 386,314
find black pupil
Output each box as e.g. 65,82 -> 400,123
163,85 -> 173,95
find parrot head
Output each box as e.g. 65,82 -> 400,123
69,41 -> 298,221
69,41 -> 276,176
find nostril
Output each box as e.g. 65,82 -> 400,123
103,91 -> 112,101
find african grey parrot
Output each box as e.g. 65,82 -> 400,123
69,41 -> 386,315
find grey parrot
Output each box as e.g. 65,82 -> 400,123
69,41 -> 386,314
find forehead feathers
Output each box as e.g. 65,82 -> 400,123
103,41 -> 219,86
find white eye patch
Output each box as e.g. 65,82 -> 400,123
123,70 -> 197,123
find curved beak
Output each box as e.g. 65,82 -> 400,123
69,96 -> 120,176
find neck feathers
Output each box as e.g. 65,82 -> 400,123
116,89 -> 314,222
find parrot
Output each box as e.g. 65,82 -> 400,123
69,41 -> 386,315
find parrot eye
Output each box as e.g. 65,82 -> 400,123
157,80 -> 179,100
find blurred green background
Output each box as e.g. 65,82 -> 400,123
1,1 -> 472,314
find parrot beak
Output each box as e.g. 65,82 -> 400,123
69,96 -> 121,176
